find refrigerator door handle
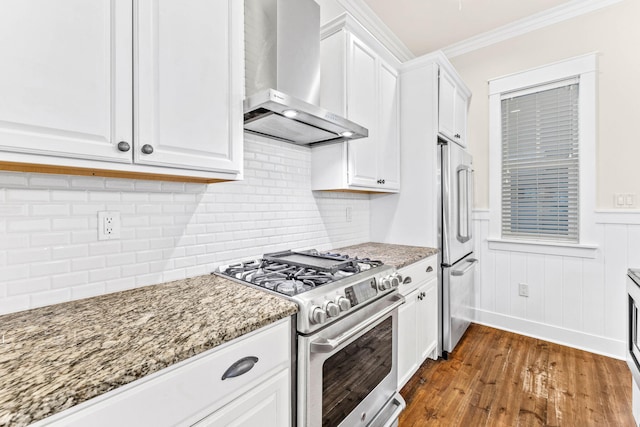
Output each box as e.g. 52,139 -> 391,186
456,165 -> 473,243
451,258 -> 478,276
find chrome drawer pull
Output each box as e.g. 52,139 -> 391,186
221,356 -> 258,380
403,276 -> 412,285
426,266 -> 433,273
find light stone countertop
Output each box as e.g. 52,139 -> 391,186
0,274 -> 298,427
333,242 -> 438,269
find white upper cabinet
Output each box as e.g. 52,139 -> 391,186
346,37 -> 379,188
438,66 -> 470,147
135,0 -> 243,174
0,0 -> 243,182
312,14 -> 400,193
0,1 -> 133,163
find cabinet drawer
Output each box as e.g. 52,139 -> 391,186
398,256 -> 437,296
38,318 -> 291,427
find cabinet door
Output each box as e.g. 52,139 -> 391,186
417,279 -> 438,362
136,0 -> 243,173
377,61 -> 400,190
347,36 -> 378,188
438,70 -> 456,141
454,89 -> 468,147
397,290 -> 418,389
193,369 -> 290,427
0,0 -> 132,163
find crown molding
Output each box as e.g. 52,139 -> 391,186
443,0 -> 624,58
334,0 -> 415,63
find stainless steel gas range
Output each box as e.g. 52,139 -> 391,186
217,249 -> 406,427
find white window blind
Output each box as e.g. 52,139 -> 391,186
501,81 -> 579,242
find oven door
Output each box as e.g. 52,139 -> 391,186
628,273 -> 640,386
298,293 -> 406,427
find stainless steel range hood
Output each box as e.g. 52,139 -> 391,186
244,0 -> 368,145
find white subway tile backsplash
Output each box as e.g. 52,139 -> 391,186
89,241 -> 122,256
52,272 -> 89,289
105,277 -> 136,294
32,204 -> 70,216
29,175 -> 70,188
89,267 -> 121,282
71,230 -> 97,245
70,282 -> 106,300
0,137 -> 370,314
71,256 -> 105,272
89,192 -> 121,202
7,218 -> 50,233
121,263 -> 149,278
0,295 -> 29,313
52,218 -> 89,231
30,288 -> 71,308
7,277 -> 50,296
70,177 -> 106,189
0,265 -> 30,281
30,260 -> 70,277
0,204 -> 29,216
105,179 -> 135,191
1,235 -> 30,250
51,190 -> 88,202
52,245 -> 89,260
0,173 -> 28,187
7,248 -> 50,265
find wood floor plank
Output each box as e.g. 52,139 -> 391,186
399,324 -> 634,427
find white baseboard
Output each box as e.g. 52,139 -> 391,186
472,308 -> 626,360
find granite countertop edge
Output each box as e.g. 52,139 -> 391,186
0,274 -> 298,427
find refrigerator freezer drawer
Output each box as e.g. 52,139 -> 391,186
442,255 -> 477,354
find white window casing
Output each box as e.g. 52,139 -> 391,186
488,53 -> 597,257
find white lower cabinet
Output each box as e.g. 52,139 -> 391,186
35,318 -> 292,427
193,369 -> 289,427
397,256 -> 438,389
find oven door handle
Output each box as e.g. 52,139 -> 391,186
310,294 -> 405,354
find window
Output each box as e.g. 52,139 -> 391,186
501,81 -> 579,242
488,54 -> 597,255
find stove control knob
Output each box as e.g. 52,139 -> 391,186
379,277 -> 392,291
336,296 -> 351,312
391,273 -> 402,288
324,301 -> 340,318
310,305 -> 327,325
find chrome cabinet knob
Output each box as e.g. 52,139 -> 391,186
117,141 -> 130,152
309,306 -> 327,325
324,301 -> 340,318
141,144 -> 154,154
336,296 -> 351,312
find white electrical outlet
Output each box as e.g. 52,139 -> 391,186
98,211 -> 121,240
518,283 -> 529,297
626,194 -> 636,207
346,207 -> 352,223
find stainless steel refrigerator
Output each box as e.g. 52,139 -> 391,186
438,136 -> 477,359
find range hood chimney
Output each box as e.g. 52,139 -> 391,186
244,0 -> 368,145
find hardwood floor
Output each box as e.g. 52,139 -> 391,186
399,324 -> 634,426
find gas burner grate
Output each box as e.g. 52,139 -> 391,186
219,250 -> 384,296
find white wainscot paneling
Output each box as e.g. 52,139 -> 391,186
472,210 -> 631,359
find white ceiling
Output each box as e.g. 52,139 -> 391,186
360,0 -> 575,56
